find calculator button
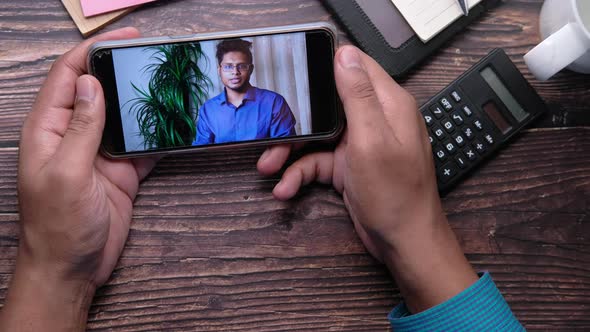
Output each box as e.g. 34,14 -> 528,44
451,91 -> 462,103
473,140 -> 487,154
440,97 -> 453,111
451,112 -> 464,125
438,162 -> 458,183
432,125 -> 446,140
473,118 -> 484,131
444,141 -> 457,155
483,133 -> 495,145
462,105 -> 474,117
423,113 -> 434,126
430,105 -> 445,119
455,154 -> 468,169
452,133 -> 466,147
462,126 -> 475,140
442,119 -> 455,133
429,135 -> 435,146
434,147 -> 448,163
464,148 -> 477,161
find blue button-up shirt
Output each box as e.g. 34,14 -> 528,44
192,86 -> 296,145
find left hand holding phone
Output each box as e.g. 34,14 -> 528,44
0,28 -> 158,332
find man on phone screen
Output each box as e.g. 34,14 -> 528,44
192,39 -> 296,145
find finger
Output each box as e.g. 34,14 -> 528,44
272,152 -> 334,201
346,47 -> 422,142
133,155 -> 162,181
355,49 -> 411,111
22,28 -> 141,169
334,46 -> 387,140
257,141 -> 308,176
93,154 -> 161,200
257,144 -> 292,176
53,75 -> 105,170
332,131 -> 348,194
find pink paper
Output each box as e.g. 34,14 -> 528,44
80,0 -> 157,17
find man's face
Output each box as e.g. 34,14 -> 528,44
219,51 -> 253,92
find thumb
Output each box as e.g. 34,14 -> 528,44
334,46 -> 386,139
55,75 -> 106,169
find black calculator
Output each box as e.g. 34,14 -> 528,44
420,49 -> 549,192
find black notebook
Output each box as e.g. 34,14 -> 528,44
322,0 -> 501,78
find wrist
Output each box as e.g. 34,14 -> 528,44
379,211 -> 478,314
0,248 -> 96,332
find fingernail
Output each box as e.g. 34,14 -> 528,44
339,47 -> 363,70
76,76 -> 96,102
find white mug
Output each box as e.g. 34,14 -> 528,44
524,0 -> 590,81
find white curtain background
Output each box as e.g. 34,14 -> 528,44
114,32 -> 311,152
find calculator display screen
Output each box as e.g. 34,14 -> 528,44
480,67 -> 528,122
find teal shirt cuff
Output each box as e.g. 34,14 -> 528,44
388,272 -> 525,331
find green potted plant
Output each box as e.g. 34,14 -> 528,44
129,42 -> 212,149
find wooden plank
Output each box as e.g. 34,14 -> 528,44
0,210 -> 588,331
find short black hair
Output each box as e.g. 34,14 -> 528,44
216,39 -> 253,65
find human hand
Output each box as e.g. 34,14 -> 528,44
259,45 -> 442,261
0,28 -> 158,331
257,46 -> 477,313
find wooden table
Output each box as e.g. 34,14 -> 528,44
1,0 -> 589,330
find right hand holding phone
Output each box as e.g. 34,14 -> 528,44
258,46 -> 478,313
260,45 -> 443,262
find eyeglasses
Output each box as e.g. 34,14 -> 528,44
221,63 -> 252,72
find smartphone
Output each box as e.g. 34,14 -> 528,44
88,22 -> 343,158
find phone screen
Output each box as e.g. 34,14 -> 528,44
90,29 -> 340,157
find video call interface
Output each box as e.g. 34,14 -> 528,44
111,32 -> 312,152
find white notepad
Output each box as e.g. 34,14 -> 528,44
391,0 -> 482,43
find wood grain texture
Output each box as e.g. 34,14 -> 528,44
1,128 -> 590,330
1,0 -> 590,330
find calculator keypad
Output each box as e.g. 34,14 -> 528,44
420,89 -> 498,191
430,105 -> 445,118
